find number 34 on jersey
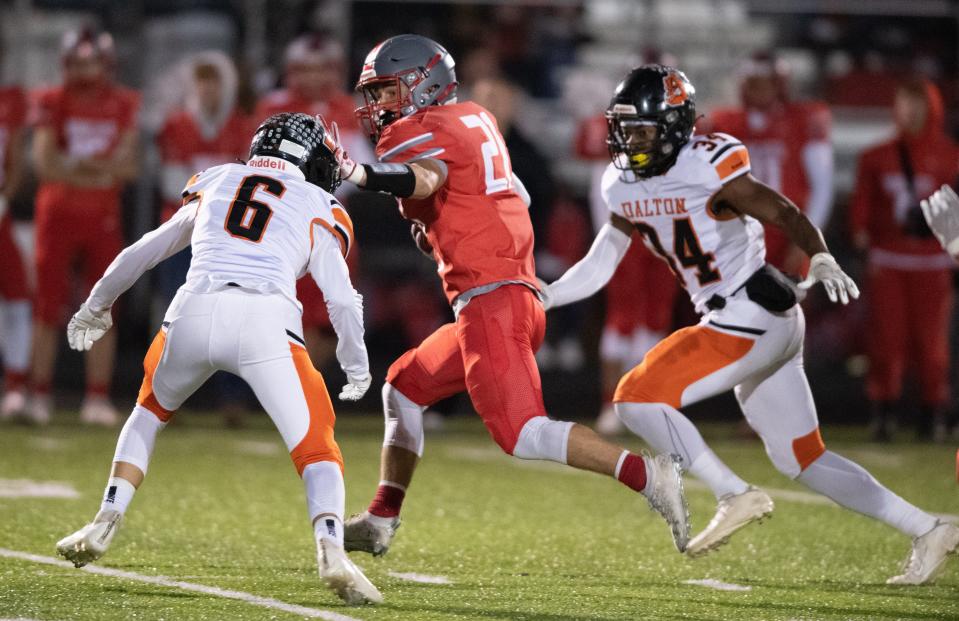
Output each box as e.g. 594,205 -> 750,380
601,132 -> 767,313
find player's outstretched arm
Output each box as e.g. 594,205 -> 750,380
717,174 -> 859,304
68,203 -> 199,352
921,184 -> 959,260
308,231 -> 371,401
541,213 -> 633,310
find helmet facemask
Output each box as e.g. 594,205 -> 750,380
355,76 -> 415,142
606,113 -> 677,178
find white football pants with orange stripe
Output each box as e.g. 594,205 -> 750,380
614,292 -> 938,539
112,288 -> 346,536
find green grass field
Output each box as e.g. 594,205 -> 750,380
1,413 -> 957,620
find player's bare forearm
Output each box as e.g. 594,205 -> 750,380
408,159 -> 447,199
717,174 -> 828,258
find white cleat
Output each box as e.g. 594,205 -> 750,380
887,521 -> 959,585
643,453 -> 691,552
56,510 -> 123,568
0,389 -> 28,421
317,538 -> 383,605
344,511 -> 401,557
80,396 -> 120,427
26,394 -> 52,426
595,404 -> 626,436
685,486 -> 774,558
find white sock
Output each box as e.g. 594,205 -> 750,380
1,300 -> 31,372
303,461 -> 345,546
99,477 -> 136,516
113,405 -> 166,475
797,450 -> 938,538
687,449 -> 750,499
615,401 -> 749,498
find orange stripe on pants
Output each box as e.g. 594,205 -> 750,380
137,329 -> 173,422
792,427 -> 825,471
289,344 -> 343,476
613,325 -> 755,408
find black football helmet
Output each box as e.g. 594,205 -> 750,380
606,65 -> 696,178
249,112 -> 341,193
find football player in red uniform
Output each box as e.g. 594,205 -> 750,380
850,78 -> 958,442
332,35 -> 690,556
574,112 -> 680,434
255,34 -> 372,368
0,59 -> 31,421
704,52 -> 834,276
29,27 -> 140,426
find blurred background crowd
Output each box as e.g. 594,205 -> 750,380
1,0 -> 958,442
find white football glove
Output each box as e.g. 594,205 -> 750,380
798,253 -> 860,305
339,373 -> 372,402
329,122 -> 364,185
537,278 -> 554,311
921,184 -> 959,258
67,303 -> 113,351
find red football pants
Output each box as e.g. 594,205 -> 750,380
386,284 -> 547,453
34,201 -> 121,325
866,266 -> 953,405
0,216 -> 29,301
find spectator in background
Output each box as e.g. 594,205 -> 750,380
156,52 -> 249,302
255,33 -> 372,369
704,52 -> 834,276
155,52 -> 252,427
850,78 -> 957,442
29,27 -> 139,426
572,106 -> 680,434
0,46 -> 31,421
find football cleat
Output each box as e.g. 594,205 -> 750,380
643,453 -> 691,552
887,520 -> 959,585
80,397 -> 120,427
344,511 -> 401,556
317,538 -> 383,605
56,510 -> 123,568
685,486 -> 774,558
0,389 -> 28,422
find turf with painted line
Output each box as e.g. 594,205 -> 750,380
1,415 -> 957,620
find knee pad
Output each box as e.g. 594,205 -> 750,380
763,427 -> 826,479
382,382 -> 426,457
511,416 -> 573,463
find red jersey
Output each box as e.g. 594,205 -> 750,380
157,109 -> 250,220
0,86 -> 26,190
850,79 -> 957,262
705,101 -> 830,210
31,83 -> 140,210
376,101 -> 537,303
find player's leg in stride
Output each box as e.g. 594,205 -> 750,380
57,328 -> 174,566
347,287 -> 690,555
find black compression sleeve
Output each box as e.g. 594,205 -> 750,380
361,163 -> 417,198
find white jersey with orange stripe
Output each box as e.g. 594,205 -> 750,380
85,154 -> 367,380
602,132 -> 766,313
183,157 -> 354,308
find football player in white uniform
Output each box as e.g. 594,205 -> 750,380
542,66 -> 959,585
55,113 -> 382,605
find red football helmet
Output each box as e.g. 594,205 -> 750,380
61,26 -> 114,86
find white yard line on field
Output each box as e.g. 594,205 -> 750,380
388,571 -> 452,585
235,440 -> 282,456
0,479 -> 79,499
0,548 -> 360,621
684,578 -> 752,592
